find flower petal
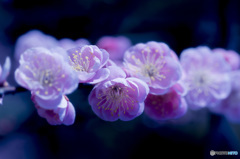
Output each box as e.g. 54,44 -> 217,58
151,56 -> 182,89
0,57 -> 11,83
62,101 -> 76,125
88,68 -> 110,84
209,73 -> 231,99
126,77 -> 149,102
34,95 -> 67,110
149,87 -> 169,95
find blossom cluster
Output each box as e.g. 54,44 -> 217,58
9,30 -> 240,125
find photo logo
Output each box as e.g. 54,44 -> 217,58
210,150 -> 215,156
210,150 -> 238,156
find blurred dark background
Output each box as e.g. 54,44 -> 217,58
0,0 -> 240,158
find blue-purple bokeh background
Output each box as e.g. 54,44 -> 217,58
0,0 -> 240,158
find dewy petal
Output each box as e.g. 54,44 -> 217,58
0,57 -> 11,83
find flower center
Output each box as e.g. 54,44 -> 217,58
142,64 -> 157,77
192,70 -> 212,87
68,49 -> 95,72
109,85 -> 123,100
127,47 -> 167,83
96,84 -> 136,116
39,70 -> 54,87
188,70 -> 215,96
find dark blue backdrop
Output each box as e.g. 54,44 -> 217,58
0,0 -> 240,158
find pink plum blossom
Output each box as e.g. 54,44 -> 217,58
32,95 -> 75,125
15,47 -> 79,109
180,46 -> 231,109
213,48 -> 240,70
88,77 -> 149,121
96,36 -> 131,61
123,41 -> 182,95
144,88 -> 187,121
148,50 -> 188,96
67,45 -> 110,84
14,30 -> 58,61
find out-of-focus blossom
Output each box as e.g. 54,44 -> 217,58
15,47 -> 79,109
210,71 -> 240,123
180,46 -> 231,109
14,30 -> 58,61
0,57 -> 12,105
149,50 -> 188,96
213,48 -> 240,70
88,76 -> 149,121
0,57 -> 11,85
96,36 -> 131,61
144,88 -> 187,121
67,45 -> 110,84
32,95 -> 75,125
59,38 -> 90,50
124,41 -> 182,95
144,53 -> 188,121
